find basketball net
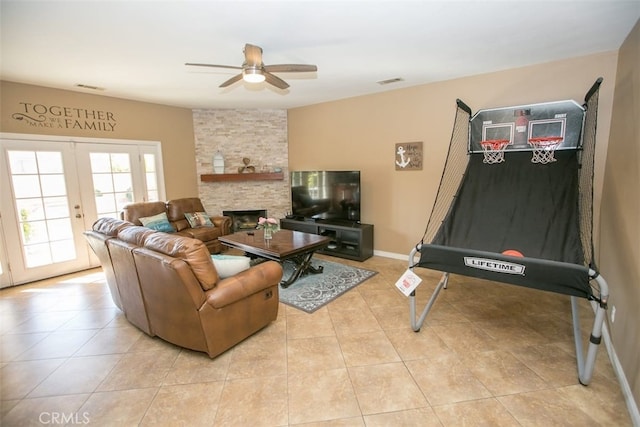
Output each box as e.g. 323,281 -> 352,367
480,139 -> 509,164
528,137 -> 563,164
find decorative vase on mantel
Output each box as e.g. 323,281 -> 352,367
213,151 -> 225,174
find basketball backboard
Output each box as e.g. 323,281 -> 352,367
469,100 -> 585,153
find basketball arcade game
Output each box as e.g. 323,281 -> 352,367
408,78 -> 608,385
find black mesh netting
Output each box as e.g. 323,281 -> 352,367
419,79 -> 602,271
578,78 -> 602,270
421,99 -> 472,244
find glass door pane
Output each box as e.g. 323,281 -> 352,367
76,143 -> 165,227
89,151 -> 135,218
9,150 -> 77,267
139,144 -> 165,203
0,140 -> 91,285
143,153 -> 160,202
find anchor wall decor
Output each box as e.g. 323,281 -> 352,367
395,141 -> 423,171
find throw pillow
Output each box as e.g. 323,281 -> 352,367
211,255 -> 251,279
138,212 -> 174,233
185,212 -> 214,228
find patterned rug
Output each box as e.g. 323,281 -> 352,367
278,259 -> 377,313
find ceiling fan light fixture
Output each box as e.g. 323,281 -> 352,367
187,44 -> 316,89
242,67 -> 265,83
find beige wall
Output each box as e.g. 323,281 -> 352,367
0,81 -> 198,199
288,51 -> 618,256
600,19 -> 640,412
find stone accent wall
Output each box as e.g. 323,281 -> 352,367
192,109 -> 290,221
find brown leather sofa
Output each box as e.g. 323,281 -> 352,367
84,217 -> 282,358
121,198 -> 231,253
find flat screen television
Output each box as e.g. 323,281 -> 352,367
290,170 -> 361,223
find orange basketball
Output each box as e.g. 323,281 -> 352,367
502,249 -> 524,257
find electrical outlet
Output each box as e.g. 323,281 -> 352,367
611,305 -> 616,323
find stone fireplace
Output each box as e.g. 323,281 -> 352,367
223,209 -> 267,232
192,109 -> 290,223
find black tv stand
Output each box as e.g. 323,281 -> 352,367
280,218 -> 374,261
315,218 -> 360,228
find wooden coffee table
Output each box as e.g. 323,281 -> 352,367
218,229 -> 331,288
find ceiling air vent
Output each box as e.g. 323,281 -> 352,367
75,83 -> 104,91
377,77 -> 404,85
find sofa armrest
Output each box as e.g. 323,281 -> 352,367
210,216 -> 232,236
121,201 -> 167,226
205,261 -> 282,308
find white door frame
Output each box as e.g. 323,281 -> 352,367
0,214 -> 12,287
0,133 -> 165,286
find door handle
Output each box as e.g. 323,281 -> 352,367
75,214 -> 82,218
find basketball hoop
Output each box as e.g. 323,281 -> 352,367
528,137 -> 563,164
480,139 -> 510,164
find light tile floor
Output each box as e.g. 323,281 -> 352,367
0,254 -> 632,426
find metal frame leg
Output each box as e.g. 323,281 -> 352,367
409,247 -> 609,385
408,246 -> 449,332
573,270 -> 609,385
409,272 -> 449,332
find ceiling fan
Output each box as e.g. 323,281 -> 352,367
186,43 -> 317,89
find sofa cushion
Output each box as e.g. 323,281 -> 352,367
167,198 -> 206,232
92,217 -> 132,236
185,212 -> 214,228
117,226 -> 157,247
120,198 -> 229,255
139,212 -> 175,233
211,255 -> 251,279
172,219 -> 190,232
143,233 -> 219,290
176,226 -> 222,242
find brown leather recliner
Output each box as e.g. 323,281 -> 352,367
84,217 -> 282,358
107,226 -> 156,335
120,198 -> 232,254
83,217 -> 132,310
166,198 -> 229,254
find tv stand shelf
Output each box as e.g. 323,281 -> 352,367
280,218 -> 373,261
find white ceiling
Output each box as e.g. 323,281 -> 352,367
2,1 -> 638,110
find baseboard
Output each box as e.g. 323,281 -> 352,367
373,249 -> 406,261
373,249 -> 420,265
602,319 -> 640,426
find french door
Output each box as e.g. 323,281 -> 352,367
0,135 -> 164,286
0,216 -> 12,287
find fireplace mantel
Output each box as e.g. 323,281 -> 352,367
200,172 -> 284,182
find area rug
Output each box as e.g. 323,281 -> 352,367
278,259 -> 377,313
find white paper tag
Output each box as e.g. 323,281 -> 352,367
395,269 -> 422,297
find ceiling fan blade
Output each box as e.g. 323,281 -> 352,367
219,73 -> 243,88
185,62 -> 242,71
263,64 -> 318,73
264,71 -> 289,89
243,44 -> 263,66
188,44 -> 313,91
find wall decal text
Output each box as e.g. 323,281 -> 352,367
12,102 -> 117,132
